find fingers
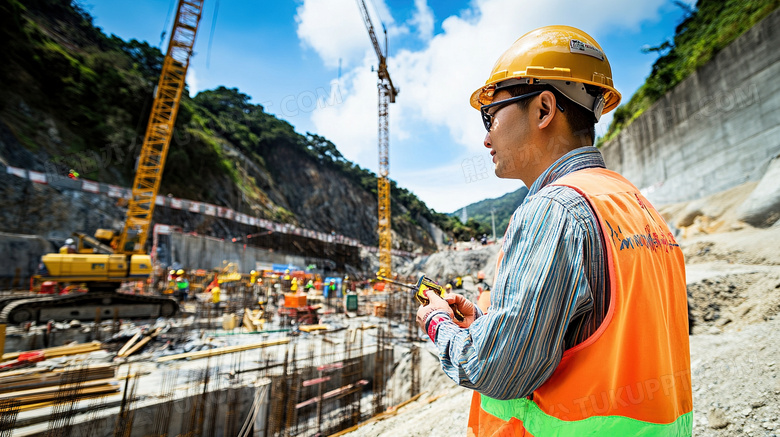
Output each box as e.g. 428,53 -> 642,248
425,289 -> 445,303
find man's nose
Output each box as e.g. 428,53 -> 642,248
483,132 -> 491,148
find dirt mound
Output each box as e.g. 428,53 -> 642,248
687,268 -> 780,334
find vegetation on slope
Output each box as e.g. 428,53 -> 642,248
0,0 -> 489,242
452,187 -> 528,240
599,0 -> 779,145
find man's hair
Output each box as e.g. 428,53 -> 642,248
505,84 -> 597,145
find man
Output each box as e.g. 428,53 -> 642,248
416,26 -> 691,436
59,238 -> 77,254
175,269 -> 189,303
281,269 -> 292,293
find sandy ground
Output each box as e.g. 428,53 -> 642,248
342,182 -> 780,437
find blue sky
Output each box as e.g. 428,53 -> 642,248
83,0 -> 691,213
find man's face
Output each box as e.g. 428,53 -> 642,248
483,90 -> 529,179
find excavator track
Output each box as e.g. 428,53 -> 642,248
0,292 -> 178,325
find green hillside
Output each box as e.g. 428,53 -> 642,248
599,0 -> 779,144
453,187 -> 529,240
0,0 -> 489,245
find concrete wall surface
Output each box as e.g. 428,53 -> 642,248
18,382 -> 268,437
168,232 -> 307,272
600,8 -> 780,206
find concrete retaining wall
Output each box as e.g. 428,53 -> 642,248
165,232 -> 307,272
601,8 -> 780,205
18,382 -> 268,437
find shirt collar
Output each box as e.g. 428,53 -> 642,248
526,146 -> 606,198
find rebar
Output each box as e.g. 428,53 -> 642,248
0,399 -> 20,437
45,364 -> 89,437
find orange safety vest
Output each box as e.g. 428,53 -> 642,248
468,168 -> 692,436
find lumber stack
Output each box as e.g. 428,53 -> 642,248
157,338 -> 290,362
1,341 -> 103,362
116,327 -> 162,358
0,364 -> 118,410
298,324 -> 329,333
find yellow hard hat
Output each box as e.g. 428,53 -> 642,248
470,25 -> 621,121
285,269 -> 290,274
169,269 -> 175,275
177,269 -> 184,275
250,270 -> 256,275
445,284 -> 453,290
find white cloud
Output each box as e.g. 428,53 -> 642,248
295,0 -> 400,69
409,0 -> 434,41
298,0 -> 668,211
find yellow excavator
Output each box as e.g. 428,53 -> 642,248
0,0 -> 204,324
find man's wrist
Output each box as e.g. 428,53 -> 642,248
424,310 -> 451,342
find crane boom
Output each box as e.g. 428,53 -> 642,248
356,0 -> 383,63
118,0 -> 204,254
356,0 -> 398,277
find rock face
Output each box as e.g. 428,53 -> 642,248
264,146 -> 382,247
0,232 -> 53,289
735,155 -> 780,227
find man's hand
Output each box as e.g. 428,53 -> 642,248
416,290 -> 454,336
445,293 -> 477,328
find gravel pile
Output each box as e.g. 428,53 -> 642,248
691,315 -> 780,436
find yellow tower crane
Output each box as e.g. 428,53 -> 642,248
356,0 -> 398,278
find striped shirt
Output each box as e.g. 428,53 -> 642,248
429,146 -> 609,401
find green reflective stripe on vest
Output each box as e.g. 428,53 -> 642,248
481,396 -> 692,436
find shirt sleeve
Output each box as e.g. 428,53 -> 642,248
430,188 -> 596,400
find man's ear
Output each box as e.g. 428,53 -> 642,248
537,90 -> 558,130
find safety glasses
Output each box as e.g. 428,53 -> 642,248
480,91 -> 564,132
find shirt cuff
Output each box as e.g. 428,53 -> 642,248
424,310 -> 451,342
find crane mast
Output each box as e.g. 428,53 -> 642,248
118,0 -> 204,253
356,0 -> 398,277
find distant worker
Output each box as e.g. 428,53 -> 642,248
305,279 -> 314,294
326,279 -> 336,307
175,269 -> 189,302
416,26 -> 691,436
281,269 -> 292,292
211,286 -> 221,310
342,275 -> 350,294
290,277 -> 299,294
250,270 -> 258,285
59,238 -> 77,254
473,271 -> 490,305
